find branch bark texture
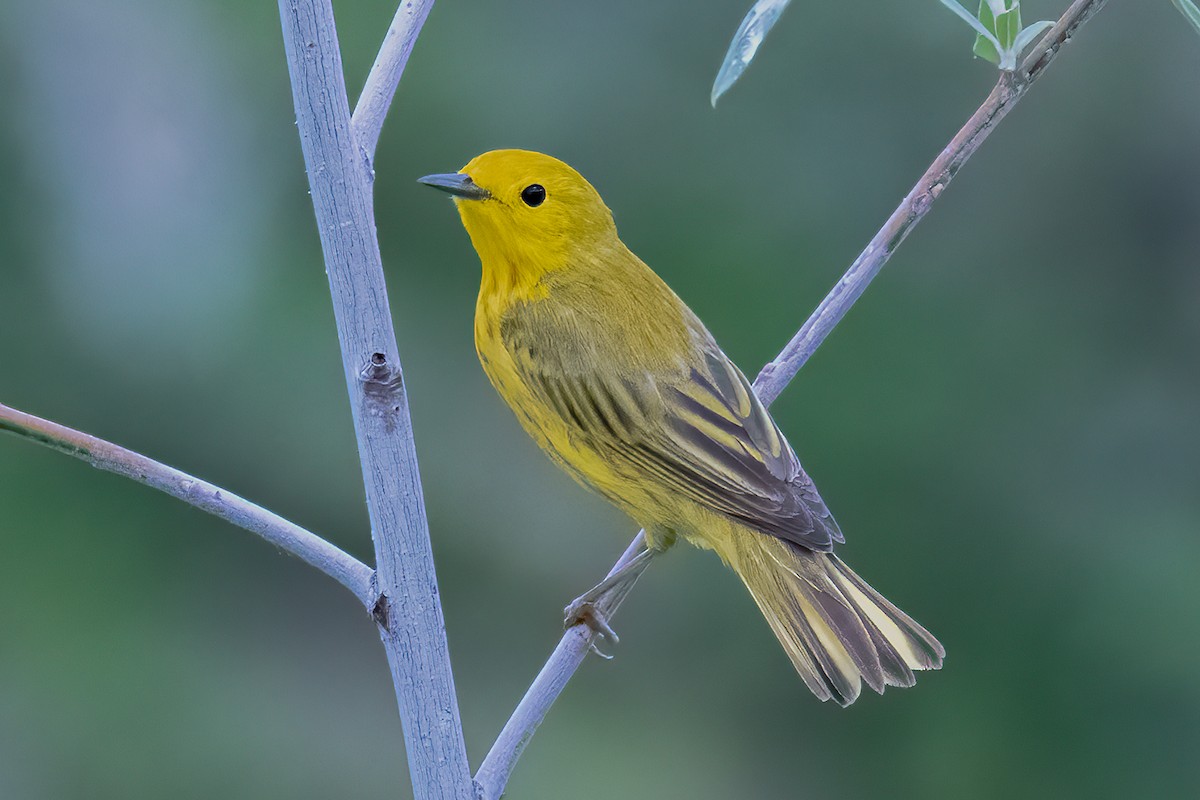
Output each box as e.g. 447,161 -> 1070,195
351,0 -> 436,163
475,1 -> 1110,796
277,2 -> 473,799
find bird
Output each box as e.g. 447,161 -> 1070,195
419,149 -> 943,705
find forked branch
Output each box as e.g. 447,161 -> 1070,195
351,0 -> 437,164
277,1 -> 474,798
6,3 -> 468,797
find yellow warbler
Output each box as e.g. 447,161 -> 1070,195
420,150 -> 943,705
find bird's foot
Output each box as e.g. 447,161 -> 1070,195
564,599 -> 619,659
560,539 -> 665,659
564,598 -> 620,643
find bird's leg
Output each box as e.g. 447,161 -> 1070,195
564,530 -> 676,653
563,547 -> 656,642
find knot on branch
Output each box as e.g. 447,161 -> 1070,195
361,351 -> 396,383
371,591 -> 391,628
360,352 -> 406,428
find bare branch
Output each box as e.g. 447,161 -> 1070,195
351,0 -> 436,165
474,1 -> 1110,796
755,0 -> 1110,404
474,533 -> 649,796
0,401 -> 374,607
277,2 -> 473,799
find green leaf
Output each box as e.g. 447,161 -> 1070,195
939,0 -> 1003,58
973,1 -> 1001,63
1010,19 -> 1055,60
944,1 -> 1053,71
999,3 -> 1022,49
711,0 -> 792,107
1171,0 -> 1200,38
976,1 -> 1022,55
972,37 -> 1001,63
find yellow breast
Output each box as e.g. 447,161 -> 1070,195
473,290 -> 652,512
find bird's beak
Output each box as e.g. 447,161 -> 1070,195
417,172 -> 490,200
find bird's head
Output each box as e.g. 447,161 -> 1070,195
419,150 -> 617,287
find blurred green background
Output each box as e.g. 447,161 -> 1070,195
2,1 -> 1198,797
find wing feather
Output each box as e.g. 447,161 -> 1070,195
502,300 -> 842,551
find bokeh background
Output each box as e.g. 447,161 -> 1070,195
2,1 -> 1198,797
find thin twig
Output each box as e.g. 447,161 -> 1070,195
0,401 -> 375,607
474,1 -> 1109,796
350,0 -> 436,165
755,0 -> 1110,404
474,532 -> 648,796
277,2 -> 474,800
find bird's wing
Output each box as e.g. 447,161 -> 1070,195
654,339 -> 843,550
504,306 -> 842,552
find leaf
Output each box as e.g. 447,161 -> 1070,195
1171,0 -> 1200,38
973,1 -> 1001,63
1010,19 -> 1056,61
711,0 -> 793,107
944,1 -> 1052,71
939,0 -> 1003,57
998,3 -> 1022,49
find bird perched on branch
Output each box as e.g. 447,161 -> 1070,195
420,150 -> 943,705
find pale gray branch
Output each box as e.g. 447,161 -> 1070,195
0,401 -> 374,607
350,0 -> 436,165
474,532 -> 649,795
277,2 -> 473,799
755,0 -> 1110,404
474,1 -> 1110,797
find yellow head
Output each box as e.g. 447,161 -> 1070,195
419,150 -> 617,291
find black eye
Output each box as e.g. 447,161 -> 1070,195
520,184 -> 546,207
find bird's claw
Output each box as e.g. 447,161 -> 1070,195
588,641 -> 615,660
564,599 -> 620,650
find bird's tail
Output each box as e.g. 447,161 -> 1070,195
718,530 -> 944,706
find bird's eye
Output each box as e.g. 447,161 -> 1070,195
520,184 -> 546,207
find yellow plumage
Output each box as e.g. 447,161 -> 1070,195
421,149 -> 943,705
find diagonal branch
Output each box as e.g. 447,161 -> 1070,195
474,532 -> 649,798
0,401 -> 375,608
754,0 -> 1110,404
277,2 -> 474,799
351,0 -> 436,165
474,0 -> 1110,796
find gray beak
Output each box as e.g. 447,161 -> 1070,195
417,172 -> 490,200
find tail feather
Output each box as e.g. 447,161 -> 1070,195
724,531 -> 943,706
826,553 -> 945,674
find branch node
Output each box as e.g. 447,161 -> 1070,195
371,591 -> 391,628
364,350 -> 388,375
360,352 -> 406,428
360,352 -> 403,388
